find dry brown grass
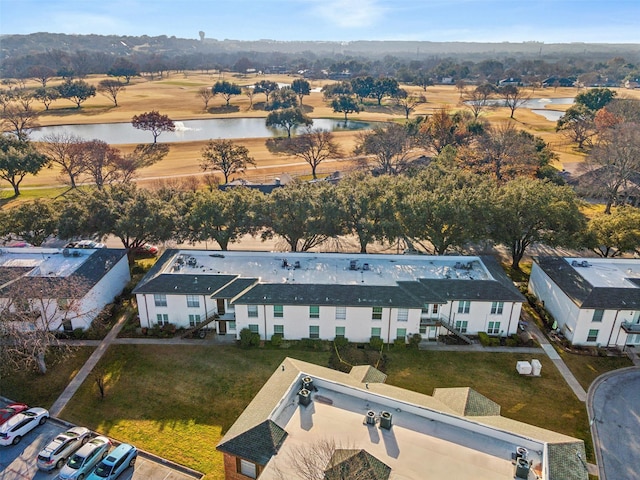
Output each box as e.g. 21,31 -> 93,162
16,72 -> 640,189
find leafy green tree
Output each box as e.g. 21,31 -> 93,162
350,76 -> 374,103
2,200 -> 58,246
265,108 -> 312,138
586,207 -> 640,257
186,187 -> 263,250
200,139 -> 256,184
0,135 -> 49,196
266,127 -> 341,179
331,95 -> 361,121
97,79 -> 126,106
56,79 -> 96,108
261,181 -> 341,252
108,57 -> 140,83
491,178 -> 586,270
131,110 -> 175,143
265,87 -> 298,111
370,77 -> 400,105
396,167 -> 491,254
254,80 -> 279,103
556,104 -> 596,150
575,87 -> 616,112
335,173 -> 399,253
291,79 -> 311,106
33,87 -> 60,111
212,80 -> 242,106
322,81 -> 352,99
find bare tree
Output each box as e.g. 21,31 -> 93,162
41,133 -> 87,188
266,127 -> 342,179
272,438 -> 388,480
243,87 -> 256,110
97,79 -> 126,107
355,123 -> 418,175
462,84 -> 497,119
394,89 -> 426,119
0,276 -> 95,374
76,139 -> 124,188
1,92 -> 39,139
198,87 -> 214,110
498,85 -> 531,119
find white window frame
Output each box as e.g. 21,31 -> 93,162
186,295 -> 200,308
274,324 -> 284,336
458,301 -> 470,314
488,321 -> 500,335
335,326 -> 346,338
335,306 -> 347,320
490,301 -> 504,315
273,305 -> 284,318
372,306 -> 383,320
309,305 -> 320,319
247,305 -> 258,318
397,308 -> 409,322
156,313 -> 168,325
189,314 -> 201,327
455,320 -> 468,333
309,325 -> 320,339
371,327 -> 381,338
154,294 -> 167,307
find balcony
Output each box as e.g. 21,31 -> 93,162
621,321 -> 640,333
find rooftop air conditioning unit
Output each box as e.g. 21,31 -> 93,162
365,410 -> 376,425
571,260 -> 579,267
379,411 -> 392,429
350,260 -> 358,271
516,446 -> 528,461
515,458 -> 530,479
298,389 -> 311,407
302,376 -> 314,391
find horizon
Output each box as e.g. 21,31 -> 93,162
1,0 -> 639,44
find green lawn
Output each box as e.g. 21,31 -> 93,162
2,343 -> 627,478
557,350 -> 632,390
0,347 -> 94,407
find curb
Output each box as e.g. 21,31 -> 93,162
586,366 -> 640,480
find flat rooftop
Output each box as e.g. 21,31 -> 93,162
565,257 -> 640,289
163,250 -> 493,286
263,376 -> 544,480
0,247 -> 95,278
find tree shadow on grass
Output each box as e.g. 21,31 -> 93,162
40,105 -> 115,118
209,105 -> 240,114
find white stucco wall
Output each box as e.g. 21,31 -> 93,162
136,292 -> 220,329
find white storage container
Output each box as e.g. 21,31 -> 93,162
516,361 -> 532,375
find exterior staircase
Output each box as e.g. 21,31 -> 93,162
180,313 -> 218,338
438,314 -> 474,344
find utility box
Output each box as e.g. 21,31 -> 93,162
516,361 -> 532,375
531,359 -> 542,376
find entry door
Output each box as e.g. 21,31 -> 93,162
216,298 -> 226,315
428,326 -> 437,340
218,321 -> 227,335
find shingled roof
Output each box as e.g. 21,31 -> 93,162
432,387 -> 501,416
534,256 -> 640,309
324,449 -> 391,480
217,420 -> 287,465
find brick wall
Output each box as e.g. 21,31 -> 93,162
222,453 -> 264,480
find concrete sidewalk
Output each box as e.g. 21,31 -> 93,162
49,313 -> 128,417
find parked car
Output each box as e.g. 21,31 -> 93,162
87,443 -> 137,479
0,407 -> 48,446
65,240 -> 106,249
0,403 -> 29,426
37,426 -> 91,471
133,243 -> 159,256
58,435 -> 112,480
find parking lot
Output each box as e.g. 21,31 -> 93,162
0,403 -> 202,480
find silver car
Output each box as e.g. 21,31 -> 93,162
58,435 -> 112,480
36,426 -> 91,471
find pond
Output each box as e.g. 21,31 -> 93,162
466,97 -> 574,122
29,118 -> 372,144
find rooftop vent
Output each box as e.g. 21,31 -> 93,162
301,376 -> 314,391
365,410 -> 376,425
298,388 -> 311,407
350,260 -> 358,271
515,458 -> 530,479
379,411 -> 392,429
363,263 -> 370,271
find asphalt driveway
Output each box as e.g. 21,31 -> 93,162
588,367 -> 640,480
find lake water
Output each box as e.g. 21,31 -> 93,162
467,97 -> 574,121
29,118 -> 372,144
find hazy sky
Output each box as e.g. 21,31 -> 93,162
1,0 -> 638,43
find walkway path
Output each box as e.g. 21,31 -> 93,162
49,314 -> 128,417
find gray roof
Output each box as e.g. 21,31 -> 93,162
213,277 -> 258,299
0,249 -> 127,298
132,273 -> 237,295
233,283 -> 424,308
325,449 -> 391,480
432,387 -> 501,416
534,257 -> 640,309
217,420 -> 287,465
548,441 -> 589,480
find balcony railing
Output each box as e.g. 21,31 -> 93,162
621,321 -> 640,333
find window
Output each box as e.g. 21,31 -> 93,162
274,325 -> 284,336
237,458 -> 257,479
335,306 -> 346,320
154,294 -> 167,307
189,314 -> 201,327
592,309 -> 604,322
371,327 -> 381,338
247,305 -> 258,318
335,326 -> 345,338
397,308 -> 408,322
156,313 -> 168,325
458,301 -> 470,314
309,325 -> 320,339
309,305 -> 320,319
248,324 -> 259,334
228,321 -> 236,331
490,301 -> 504,315
587,329 -> 599,342
273,305 -> 284,318
372,307 -> 383,320
487,321 -> 500,335
455,320 -> 468,333
432,304 -> 439,314
396,328 -> 407,340
186,295 -> 200,308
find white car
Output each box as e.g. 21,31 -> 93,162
58,435 -> 112,480
37,426 -> 91,470
0,407 -> 49,446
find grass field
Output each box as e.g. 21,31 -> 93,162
1,342 -> 630,478
10,71 -> 640,198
